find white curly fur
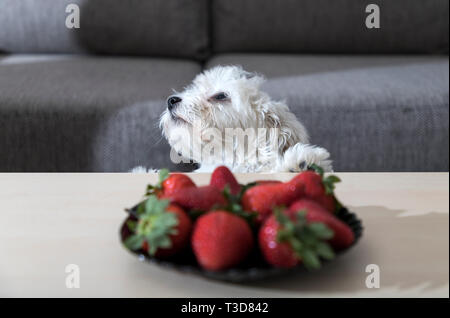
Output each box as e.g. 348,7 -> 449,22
157,65 -> 332,173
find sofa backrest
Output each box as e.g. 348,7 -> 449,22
0,0 -> 209,60
1,0 -> 448,59
212,0 -> 449,54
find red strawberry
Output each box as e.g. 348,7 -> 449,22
241,176 -> 305,222
192,211 -> 254,271
259,208 -> 335,269
296,166 -> 341,213
146,169 -> 196,197
289,199 -> 354,250
210,166 -> 241,195
162,173 -> 196,196
259,215 -> 300,268
163,185 -> 227,211
124,195 -> 192,258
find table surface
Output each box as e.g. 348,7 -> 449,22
0,173 -> 448,298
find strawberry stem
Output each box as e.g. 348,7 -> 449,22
222,186 -> 258,225
308,163 -> 341,194
145,169 -> 170,196
308,164 -> 342,212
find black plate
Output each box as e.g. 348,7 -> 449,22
120,206 -> 363,283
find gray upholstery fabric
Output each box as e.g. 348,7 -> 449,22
92,101 -> 198,173
0,0 -> 209,60
207,54 -> 449,172
0,55 -> 201,171
212,0 -> 449,54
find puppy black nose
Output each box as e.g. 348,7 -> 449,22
167,96 -> 182,110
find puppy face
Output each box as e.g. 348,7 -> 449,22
160,66 -> 265,162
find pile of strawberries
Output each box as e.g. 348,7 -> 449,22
123,166 -> 355,271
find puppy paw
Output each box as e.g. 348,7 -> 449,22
130,166 -> 158,173
278,143 -> 333,172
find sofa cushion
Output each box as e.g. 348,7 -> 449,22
212,0 -> 449,54
206,54 -> 449,171
0,55 -> 201,171
0,0 -> 209,60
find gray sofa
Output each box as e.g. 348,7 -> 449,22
0,0 -> 448,172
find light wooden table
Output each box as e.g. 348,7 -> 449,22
0,173 -> 448,298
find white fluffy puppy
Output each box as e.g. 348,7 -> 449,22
158,65 -> 332,173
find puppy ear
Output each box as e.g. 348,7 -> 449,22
243,70 -> 265,87
261,101 -> 310,153
243,70 -> 257,79
263,110 -> 281,129
230,65 -> 264,85
262,108 -> 291,153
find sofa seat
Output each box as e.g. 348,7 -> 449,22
0,55 -> 201,171
207,54 -> 449,171
1,54 -> 448,172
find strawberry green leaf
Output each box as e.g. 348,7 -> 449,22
307,223 -> 334,240
145,184 -> 157,196
288,237 -> 303,255
325,175 -> 341,184
307,164 -> 341,195
158,236 -> 172,249
126,195 -> 179,256
275,208 -> 336,270
296,230 -> 317,246
222,186 -> 258,225
158,169 -> 170,185
276,229 -> 289,242
323,175 -> 341,195
126,220 -> 137,232
240,182 -> 257,194
274,207 -> 290,226
124,234 -> 144,250
144,195 -> 170,215
221,185 -> 233,201
294,210 -> 308,227
308,164 -> 324,176
301,249 -> 321,270
145,168 -> 170,196
315,242 -> 335,260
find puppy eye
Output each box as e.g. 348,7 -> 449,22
212,92 -> 228,101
